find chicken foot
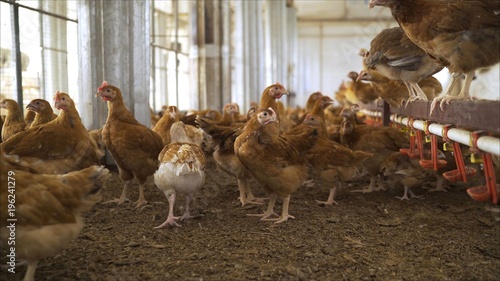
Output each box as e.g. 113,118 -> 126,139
238,179 -> 265,206
316,186 -> 339,206
155,192 -> 181,228
409,82 -> 429,102
437,70 -> 475,110
424,174 -> 448,193
396,185 -> 424,200
180,193 -> 194,221
103,180 -> 132,205
430,72 -> 461,113
351,176 -> 384,193
262,195 -> 295,224
247,193 -> 279,219
134,183 -> 148,208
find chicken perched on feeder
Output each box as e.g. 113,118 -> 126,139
369,0 -> 500,111
363,27 -> 443,105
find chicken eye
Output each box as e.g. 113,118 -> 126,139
106,89 -> 110,92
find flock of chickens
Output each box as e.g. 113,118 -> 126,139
0,0 -> 499,280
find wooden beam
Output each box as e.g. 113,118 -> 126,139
390,100 -> 500,135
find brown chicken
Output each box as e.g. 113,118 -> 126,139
96,81 -> 164,208
334,82 -> 349,107
196,113 -> 264,207
0,99 -> 26,141
298,114 -> 372,205
1,92 -> 101,174
364,27 -> 443,103
234,108 -> 319,223
259,82 -> 289,119
88,128 -> 106,161
203,109 -> 223,123
358,69 -> 442,107
197,83 -> 290,207
294,95 -> 335,126
24,110 -> 35,128
26,98 -> 57,128
369,0 -> 500,111
218,103 -> 241,127
340,120 -> 409,193
153,121 -> 206,228
153,105 -> 179,146
345,71 -> 379,104
0,149 -> 110,281
380,151 -> 447,200
305,91 -> 324,113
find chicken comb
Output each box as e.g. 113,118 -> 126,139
97,81 -> 109,92
54,91 -> 61,101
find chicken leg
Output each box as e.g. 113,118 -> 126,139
430,72 -> 461,113
262,195 -> 295,224
316,186 -> 339,206
180,193 -> 194,220
238,178 -> 265,206
135,182 -> 148,208
409,82 -> 429,101
396,185 -> 424,200
438,70 -> 475,110
351,176 -> 384,193
23,260 -> 38,281
104,180 -> 132,205
155,192 -> 181,228
247,193 -> 278,219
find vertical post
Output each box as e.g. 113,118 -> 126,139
174,0 -> 179,107
382,100 -> 391,126
11,1 -> 23,116
77,0 -> 150,129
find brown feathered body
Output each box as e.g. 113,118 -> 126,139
370,0 -> 500,106
1,93 -> 101,174
340,120 -> 409,192
301,114 -> 372,203
96,82 -> 164,207
0,99 -> 26,141
364,27 -> 443,101
358,69 -> 442,107
0,149 -> 109,281
234,108 -> 319,223
27,98 -> 57,128
346,72 -> 379,104
305,91 -> 323,113
153,105 -> 180,146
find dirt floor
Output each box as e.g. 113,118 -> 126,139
1,156 -> 500,281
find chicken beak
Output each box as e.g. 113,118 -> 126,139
356,71 -> 365,82
26,104 -> 35,111
95,91 -> 102,98
368,0 -> 382,9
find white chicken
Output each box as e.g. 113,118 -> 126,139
153,121 -> 206,228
